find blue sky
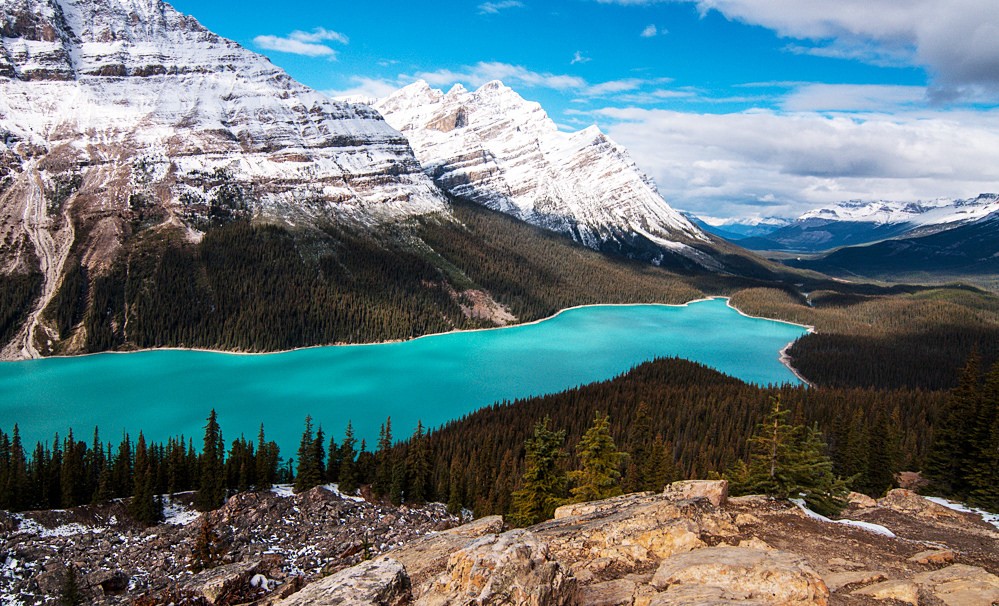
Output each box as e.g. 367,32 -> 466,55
169,0 -> 999,220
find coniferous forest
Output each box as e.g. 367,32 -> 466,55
5,355 -> 996,524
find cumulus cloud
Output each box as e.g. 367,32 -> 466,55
254,27 -> 349,58
478,1 -> 524,14
593,105 -> 999,217
666,0 -> 999,101
640,24 -> 660,37
780,84 -> 927,112
571,51 -> 591,65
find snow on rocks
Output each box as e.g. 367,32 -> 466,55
791,498 -> 897,538
375,80 -> 713,267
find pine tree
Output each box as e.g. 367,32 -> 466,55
510,417 -> 566,526
255,424 -> 275,491
373,418 -> 393,498
59,563 -> 83,606
925,353 -> 982,498
294,415 -> 321,493
339,422 -> 359,495
643,434 -> 675,491
128,432 -> 161,525
190,516 -> 223,572
568,412 -> 627,503
969,361 -> 999,510
447,458 -> 464,515
195,410 -> 226,511
406,421 -> 430,504
5,425 -> 28,511
624,402 -> 654,492
733,397 -> 848,516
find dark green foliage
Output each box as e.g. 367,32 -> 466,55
405,421 -> 430,504
294,416 -> 322,493
128,433 -> 162,525
509,417 -> 567,526
45,258 -> 87,339
728,397 -> 847,516
372,418 -> 394,499
0,271 -> 42,347
195,410 -> 225,512
338,422 -> 359,495
567,412 -> 627,503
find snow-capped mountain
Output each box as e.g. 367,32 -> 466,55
738,194 -> 999,253
800,194 -> 999,228
374,81 -> 711,266
0,0 -> 445,357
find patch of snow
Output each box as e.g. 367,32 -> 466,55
163,498 -> 200,526
924,496 -> 999,530
271,484 -> 295,498
11,514 -> 106,538
322,483 -> 366,502
791,498 -> 896,538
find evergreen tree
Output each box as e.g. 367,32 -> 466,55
190,516 -> 223,572
326,435 -> 340,483
195,410 -> 226,511
255,424 -> 276,491
568,412 -> 627,503
5,425 -> 28,511
373,417 -> 393,498
970,361 -> 999,510
59,563 -> 83,606
643,434 -> 675,491
925,353 -> 982,498
624,402 -> 654,492
294,416 -> 321,493
510,417 -> 566,526
128,432 -> 161,525
732,397 -> 848,516
338,422 -> 359,495
405,421 -> 430,504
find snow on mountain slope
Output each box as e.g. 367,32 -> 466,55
374,81 -> 710,265
800,194 -> 999,227
0,0 -> 445,358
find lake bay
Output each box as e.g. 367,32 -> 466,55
0,298 -> 807,451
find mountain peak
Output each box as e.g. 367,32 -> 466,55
375,81 -> 709,267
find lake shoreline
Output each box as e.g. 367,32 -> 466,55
1,297 -> 814,384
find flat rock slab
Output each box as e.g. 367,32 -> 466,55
651,546 -> 830,606
662,480 -> 729,508
908,549 -> 956,565
852,579 -> 920,605
275,557 -> 410,606
823,570 -> 887,592
912,564 -> 999,606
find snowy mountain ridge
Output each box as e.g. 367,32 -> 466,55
374,80 -> 711,267
0,0 -> 446,359
799,194 -> 999,227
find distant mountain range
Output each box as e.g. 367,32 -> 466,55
723,194 -> 999,254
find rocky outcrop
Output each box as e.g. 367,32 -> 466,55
374,81 -> 714,269
275,557 -> 411,606
877,489 -> 967,521
650,546 -> 830,605
661,479 -> 729,508
417,529 -> 574,606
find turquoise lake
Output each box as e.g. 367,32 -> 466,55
0,298 -> 807,451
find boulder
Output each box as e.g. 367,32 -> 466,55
877,490 -> 965,521
663,480 -> 729,508
192,560 -> 265,604
911,564 -> 999,606
275,556 -> 411,606
651,546 -> 829,605
847,492 -> 878,508
852,579 -> 920,605
416,529 -> 574,606
390,515 -> 505,589
822,570 -> 887,592
908,549 -> 956,565
649,584 -> 768,605
576,578 -> 638,606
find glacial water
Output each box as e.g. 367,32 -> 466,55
0,298 -> 807,451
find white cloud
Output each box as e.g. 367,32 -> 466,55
593,105 -> 999,218
781,84 -> 927,112
666,0 -> 999,101
640,24 -> 659,37
571,51 -> 591,65
254,27 -> 349,58
478,1 -> 524,14
323,77 -> 402,102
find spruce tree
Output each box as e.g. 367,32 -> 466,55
925,353 -> 982,498
510,417 -> 566,526
373,418 -> 393,498
255,424 -> 275,491
568,412 -> 627,503
294,415 -> 321,493
195,410 -> 226,511
624,402 -> 654,492
339,422 -> 359,494
406,421 -> 430,503
190,516 -> 223,572
129,432 -> 161,525
969,361 -> 999,510
643,434 -> 675,491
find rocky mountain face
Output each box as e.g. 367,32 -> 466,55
739,194 -> 999,253
0,0 -> 446,359
3,480 -> 998,605
374,81 -> 716,269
